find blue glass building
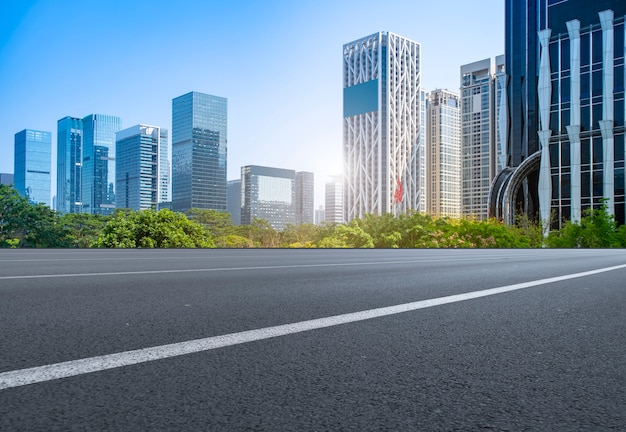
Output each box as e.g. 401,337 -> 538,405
0,173 -> 14,185
14,129 -> 51,206
227,179 -> 242,225
116,124 -> 168,211
82,114 -> 121,215
56,116 -> 83,213
171,92 -> 227,212
241,165 -> 295,230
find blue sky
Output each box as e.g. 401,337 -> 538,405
0,0 -> 504,207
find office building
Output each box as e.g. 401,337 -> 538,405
227,179 -> 241,225
82,114 -> 122,215
158,128 -> 170,204
325,175 -> 344,224
171,91 -> 227,212
56,116 -> 83,213
460,57 -> 507,219
427,89 -> 461,217
295,171 -> 314,224
14,129 -> 51,206
115,124 -> 168,211
241,165 -> 295,230
491,0 -> 626,235
343,31 -> 426,221
0,173 -> 14,185
315,205 -> 325,225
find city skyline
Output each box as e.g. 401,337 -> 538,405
0,0 -> 504,208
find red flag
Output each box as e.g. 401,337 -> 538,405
394,177 -> 403,203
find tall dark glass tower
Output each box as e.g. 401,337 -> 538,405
171,91 -> 227,212
491,0 -> 626,234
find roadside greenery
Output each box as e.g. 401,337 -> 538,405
2,184 -> 625,248
545,201 -> 626,248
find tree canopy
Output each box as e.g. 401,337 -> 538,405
2,183 -> 625,249
93,209 -> 214,248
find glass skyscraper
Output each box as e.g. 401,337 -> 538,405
14,129 -> 51,206
491,0 -> 626,235
56,116 -> 83,213
343,32 -> 425,221
295,171 -> 314,225
116,124 -> 168,211
0,173 -> 14,185
227,179 -> 242,225
82,114 -> 121,215
241,165 -> 295,230
171,91 -> 227,212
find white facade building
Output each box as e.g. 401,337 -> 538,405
325,175 -> 344,224
427,89 -> 461,217
343,31 -> 425,221
460,56 -> 507,219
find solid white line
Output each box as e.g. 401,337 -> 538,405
1,262 -> 625,390
0,256 -> 511,280
0,254 -> 265,263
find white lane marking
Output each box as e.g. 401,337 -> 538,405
0,254 -> 267,263
1,262 -> 625,390
0,257 -> 514,280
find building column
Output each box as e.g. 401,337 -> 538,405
567,20 -> 582,222
497,74 -> 509,172
599,120 -> 615,212
600,10 -> 615,215
538,29 -> 552,237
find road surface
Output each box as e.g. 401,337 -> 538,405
1,248 -> 625,430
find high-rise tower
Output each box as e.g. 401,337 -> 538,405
325,175 -> 344,224
295,171 -> 314,225
14,129 -> 51,206
56,117 -> 83,213
343,32 -> 425,221
491,0 -> 626,234
115,124 -> 168,211
460,57 -> 507,219
427,89 -> 462,217
82,114 -> 121,215
171,91 -> 227,212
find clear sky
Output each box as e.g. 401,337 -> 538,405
0,0 -> 504,207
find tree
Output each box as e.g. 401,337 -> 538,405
0,184 -> 30,247
58,213 -> 108,248
280,223 -> 324,248
93,209 -> 214,248
0,184 -> 64,248
239,218 -> 280,248
317,220 -> 374,248
546,200 -> 623,248
215,234 -> 253,248
186,208 -> 235,238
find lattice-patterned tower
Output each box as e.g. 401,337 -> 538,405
342,32 -> 424,221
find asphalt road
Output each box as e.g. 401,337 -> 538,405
1,248 -> 625,431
